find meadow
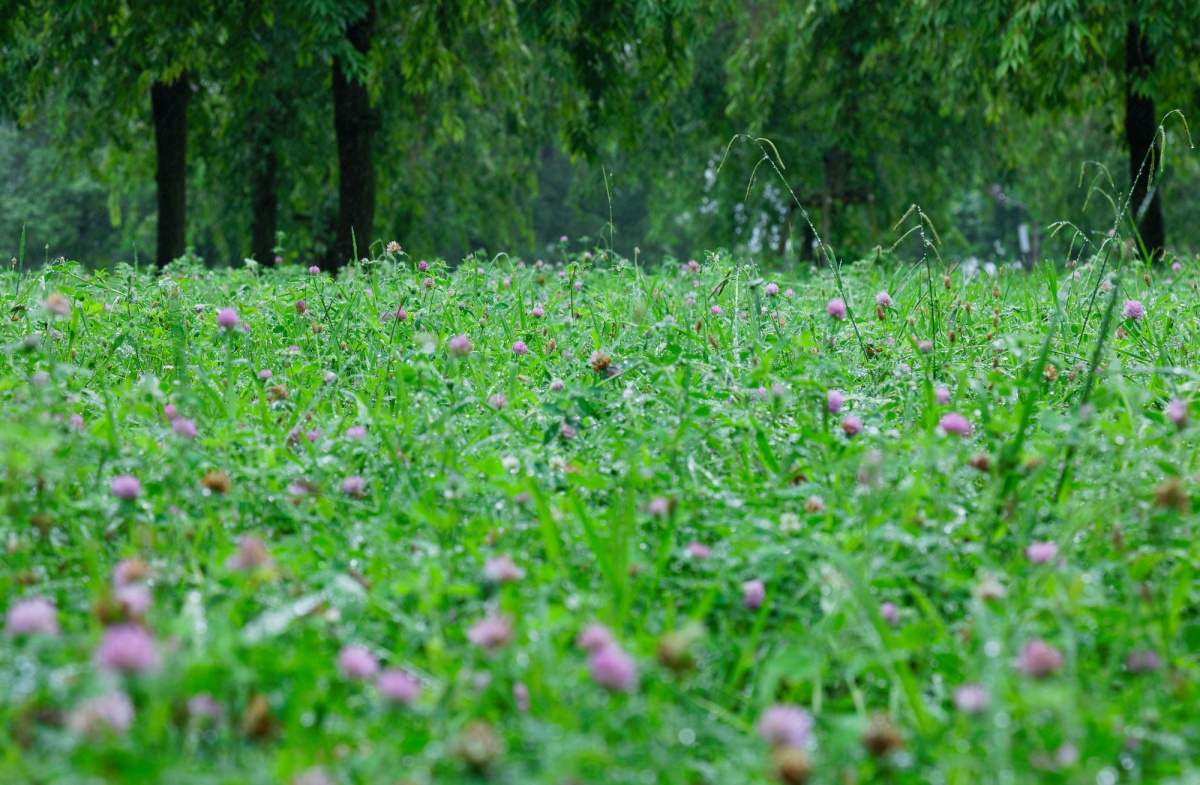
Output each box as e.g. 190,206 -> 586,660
1,243 -> 1197,784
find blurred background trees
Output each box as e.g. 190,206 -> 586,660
1,0 -> 1198,269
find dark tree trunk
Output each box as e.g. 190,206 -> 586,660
250,141 -> 278,265
328,0 -> 378,271
1125,21 -> 1164,259
151,77 -> 190,267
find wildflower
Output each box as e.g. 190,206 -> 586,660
577,623 -> 614,652
110,475 -> 141,500
560,423 -> 578,440
227,536 -> 271,572
935,386 -> 951,405
938,412 -> 972,436
323,372 -> 337,384
1122,299 -> 1146,321
685,542 -> 711,560
550,378 -> 565,391
378,668 -> 421,704
113,558 -> 151,586
171,418 -> 197,439
423,277 -> 434,288
1018,640 -> 1064,678
487,393 -> 508,410
743,579 -> 766,610
953,684 -> 989,714
974,573 -> 1006,603
1025,542 -> 1058,564
337,644 -> 378,680
648,497 -> 669,516
826,389 -> 844,414
785,288 -> 795,297
764,282 -> 780,296
67,693 -> 134,737
394,308 -> 407,321
257,369 -> 272,381
826,298 -> 847,320
305,429 -> 321,443
779,512 -> 802,533
804,496 -> 824,513
96,625 -> 159,674
483,555 -> 525,584
5,597 -> 60,637
308,265 -> 320,275
880,602 -> 899,625
44,292 -> 72,316
449,334 -> 472,356
341,476 -> 366,497
875,291 -> 893,307
685,296 -> 695,306
573,281 -> 582,291
758,705 -> 813,749
116,585 -> 152,616
710,305 -> 723,315
417,260 -> 428,272
918,340 -> 932,354
513,682 -> 530,712
841,415 -> 863,437
1167,398 -> 1189,429
512,340 -> 528,356
1125,649 -> 1161,674
216,308 -> 240,329
589,350 -> 611,372
467,614 -> 514,650
296,300 -> 308,314
531,304 -> 545,318
70,413 -> 85,431
589,644 -> 637,692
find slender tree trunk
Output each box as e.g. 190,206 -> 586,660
250,141 -> 278,265
1125,21 -> 1164,259
151,77 -> 189,267
328,0 -> 378,271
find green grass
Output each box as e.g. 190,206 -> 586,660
1,247 -> 1198,784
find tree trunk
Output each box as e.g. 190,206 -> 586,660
328,0 -> 378,271
250,141 -> 278,265
151,77 -> 189,267
1125,21 -> 1164,259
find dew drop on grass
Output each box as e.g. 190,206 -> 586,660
678,728 -> 696,746
984,640 -> 1001,657
1096,768 -> 1118,785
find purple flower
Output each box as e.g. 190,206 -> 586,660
257,369 -> 273,380
710,305 -> 723,315
573,281 -> 582,292
939,412 -> 972,436
378,668 -> 421,704
338,644 -> 379,680
116,585 -> 152,615
1018,640 -> 1064,678
785,288 -> 795,297
1025,542 -> 1058,564
345,426 -> 367,439
70,413 -> 85,431
758,705 -> 814,749
841,415 -> 863,437
577,624 -> 614,652
187,693 -> 224,721
1122,299 -> 1145,321
110,475 -> 141,500
467,614 -> 514,650
513,682 -> 530,712
96,625 -> 159,674
113,558 -> 151,587
216,308 -> 240,329
826,298 -> 847,320
417,260 -> 428,272
686,542 -> 711,560
648,497 -> 669,516
918,340 -> 933,354
395,309 -> 407,321
935,386 -> 951,406
1167,398 -> 1189,429
487,393 -> 508,410
550,378 -> 565,392
164,403 -> 179,421
68,693 -> 134,737
5,597 -> 60,637
531,305 -> 545,318
953,684 -> 989,714
880,601 -> 899,625
743,579 -> 766,610
341,475 -> 366,497
589,644 -> 637,692
449,334 -> 472,356
422,277 -> 434,289
512,340 -> 528,356
827,389 -> 844,414
1125,649 -> 1161,674
226,536 -> 271,572
308,265 -> 320,275
171,418 -> 197,439
560,423 -> 578,441
875,291 -> 894,307
323,372 -> 337,384
483,555 -> 525,584
764,282 -> 780,297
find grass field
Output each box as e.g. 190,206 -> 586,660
1,246 -> 1197,784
